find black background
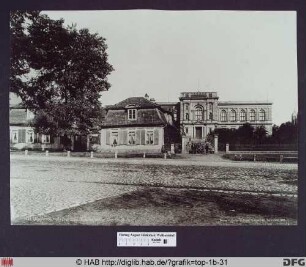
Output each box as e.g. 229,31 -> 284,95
0,0 -> 305,257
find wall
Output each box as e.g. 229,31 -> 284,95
9,126 -> 62,150
100,126 -> 164,153
217,102 -> 273,134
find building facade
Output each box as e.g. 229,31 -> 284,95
179,92 -> 273,141
9,103 -> 58,150
99,97 -> 179,153
9,91 -> 273,152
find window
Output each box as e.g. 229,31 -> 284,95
111,131 -> 119,146
146,130 -> 154,145
209,112 -> 213,120
173,111 -> 177,121
11,130 -> 18,143
240,109 -> 246,121
230,110 -> 237,122
209,93 -> 212,98
250,109 -> 256,121
185,127 -> 188,134
26,130 -> 34,143
128,109 -> 137,120
195,106 -> 203,121
128,131 -> 136,145
209,103 -> 213,110
42,134 -> 50,143
259,109 -> 265,121
185,113 -> 189,120
220,110 -> 227,122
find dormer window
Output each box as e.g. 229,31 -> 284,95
128,109 -> 137,120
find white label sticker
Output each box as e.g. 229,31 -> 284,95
117,232 -> 177,247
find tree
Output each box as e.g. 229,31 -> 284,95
212,128 -> 237,144
253,126 -> 267,144
273,121 -> 298,144
10,11 -> 114,136
236,123 -> 254,144
10,11 -> 40,95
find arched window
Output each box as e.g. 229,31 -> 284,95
230,109 -> 237,122
250,109 -> 256,121
195,106 -> 203,121
209,112 -> 213,120
259,109 -> 265,121
220,110 -> 227,122
240,109 -> 246,121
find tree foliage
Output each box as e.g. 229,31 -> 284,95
208,121 -> 297,147
270,121 -> 298,144
10,11 -> 113,135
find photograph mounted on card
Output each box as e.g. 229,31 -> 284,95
9,10 -> 298,227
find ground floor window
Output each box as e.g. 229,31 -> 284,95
26,130 -> 34,143
128,131 -> 136,145
11,130 -> 18,143
146,130 -> 154,145
42,134 -> 50,143
111,131 -> 119,146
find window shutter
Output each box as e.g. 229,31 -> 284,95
18,129 -> 26,143
153,129 -> 159,145
105,130 -> 110,145
118,130 -> 122,145
18,129 -> 22,143
136,129 -> 141,145
140,129 -> 145,145
119,130 -> 128,145
35,133 -> 40,143
122,130 -> 128,145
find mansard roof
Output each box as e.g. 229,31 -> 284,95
105,97 -> 159,110
102,108 -> 168,128
10,108 -> 30,125
102,97 -> 178,128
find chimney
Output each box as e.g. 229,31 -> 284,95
144,93 -> 149,100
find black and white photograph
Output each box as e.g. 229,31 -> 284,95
9,10 -> 298,226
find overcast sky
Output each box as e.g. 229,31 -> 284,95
44,10 -> 297,125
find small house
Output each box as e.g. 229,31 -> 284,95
99,97 -> 179,153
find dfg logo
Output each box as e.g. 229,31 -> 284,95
283,259 -> 305,266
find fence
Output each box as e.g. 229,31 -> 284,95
221,143 -> 298,151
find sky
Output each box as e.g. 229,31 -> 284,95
44,10 -> 298,125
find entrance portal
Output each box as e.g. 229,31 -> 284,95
195,127 -> 202,139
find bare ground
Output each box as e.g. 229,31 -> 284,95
15,187 -> 297,226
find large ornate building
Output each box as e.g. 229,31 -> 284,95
179,92 -> 272,140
